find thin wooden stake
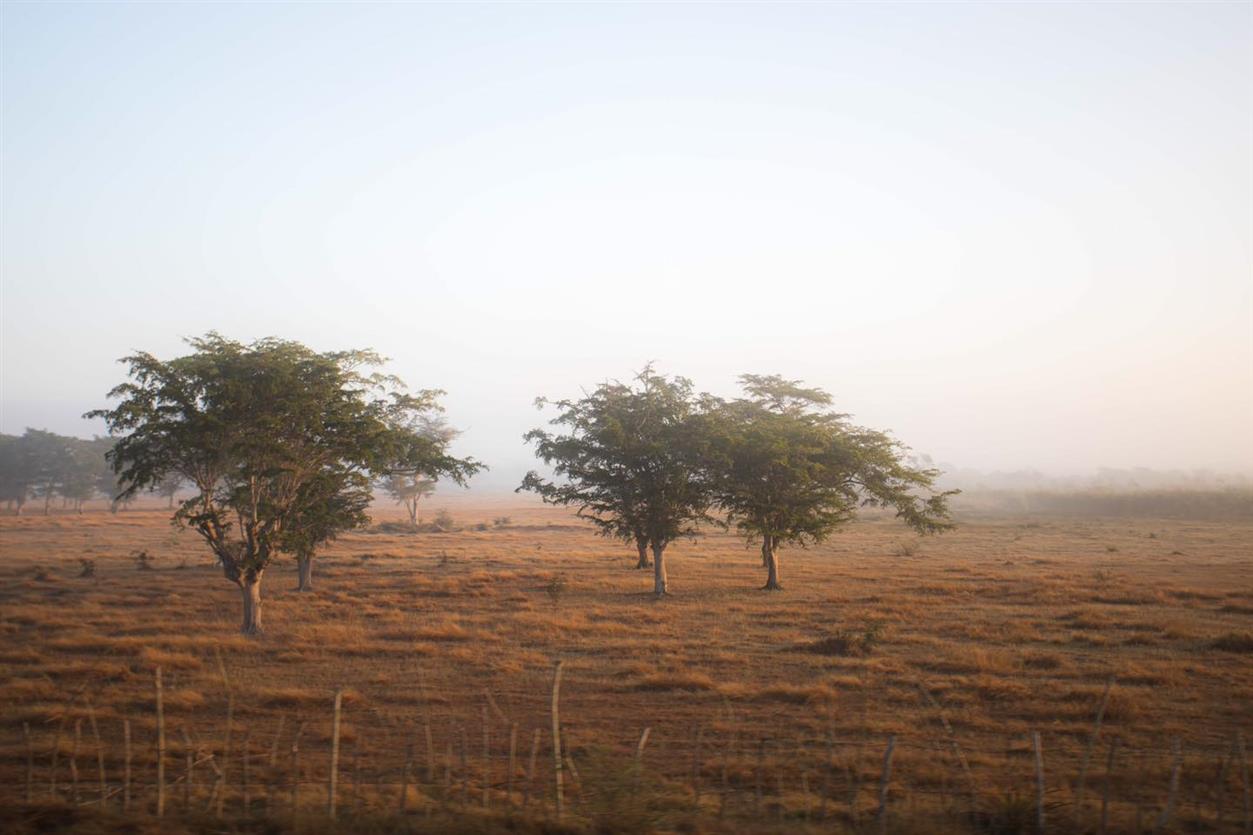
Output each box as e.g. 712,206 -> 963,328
876,734 -> 896,835
1237,731 -> 1251,835
23,722 -> 34,803
155,667 -> 166,818
399,736 -> 412,813
482,703 -> 490,808
122,719 -> 132,811
1074,676 -> 1114,827
241,728 -> 251,813
1100,737 -> 1118,835
507,723 -> 518,804
524,728 -> 540,808
423,711 -> 435,783
290,722 -> 305,815
69,718 -> 81,804
87,705 -> 105,805
551,660 -> 564,820
181,728 -> 194,809
636,727 -> 652,762
48,714 -> 66,800
692,724 -> 703,810
1154,738 -> 1182,832
1033,731 -> 1045,834
328,689 -> 343,818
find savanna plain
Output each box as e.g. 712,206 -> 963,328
2,495 -> 1251,834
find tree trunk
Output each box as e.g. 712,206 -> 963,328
762,538 -> 782,591
652,542 -> 668,596
635,538 -> 651,569
296,555 -> 314,592
407,498 -> 418,527
239,574 -> 264,635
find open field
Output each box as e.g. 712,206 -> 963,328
1,496 -> 1251,833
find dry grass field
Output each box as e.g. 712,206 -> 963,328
1,495 -> 1251,833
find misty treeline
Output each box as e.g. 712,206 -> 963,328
0,429 -> 181,514
36,334 -> 954,635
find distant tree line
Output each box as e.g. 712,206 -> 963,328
0,429 -> 147,514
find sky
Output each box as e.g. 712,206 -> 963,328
2,1 -> 1251,490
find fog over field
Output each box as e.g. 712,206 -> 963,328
2,2 -> 1250,489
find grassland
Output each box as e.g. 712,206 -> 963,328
1,495 -> 1250,833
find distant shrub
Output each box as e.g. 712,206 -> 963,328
545,573 -> 568,606
133,550 -> 154,571
892,540 -> 919,557
473,522 -> 490,531
431,509 -> 456,532
78,558 -> 96,578
1210,632 -> 1253,653
493,516 -> 512,528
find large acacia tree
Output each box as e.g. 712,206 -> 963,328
520,366 -> 713,596
89,333 -> 476,633
706,375 -> 956,590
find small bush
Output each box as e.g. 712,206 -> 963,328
1211,632 -> 1253,653
493,516 -> 512,528
545,574 -> 568,607
77,558 -> 96,578
892,540 -> 919,557
431,509 -> 456,532
133,550 -> 154,570
804,622 -> 883,656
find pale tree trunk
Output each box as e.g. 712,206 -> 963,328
635,538 -> 650,569
762,537 -> 782,590
239,574 -> 264,635
407,497 -> 419,527
296,554 -> 314,592
652,542 -> 668,596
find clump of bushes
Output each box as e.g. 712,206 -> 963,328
1210,632 -> 1253,653
78,558 -> 96,578
133,550 -> 154,571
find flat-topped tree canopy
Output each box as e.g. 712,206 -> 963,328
88,332 -> 482,633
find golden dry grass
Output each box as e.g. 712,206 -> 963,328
0,495 -> 1250,832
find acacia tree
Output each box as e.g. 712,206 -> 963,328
89,333 -> 470,634
706,375 -> 956,590
379,473 -> 436,526
520,366 -> 713,596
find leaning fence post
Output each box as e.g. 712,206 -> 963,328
123,719 -> 132,811
328,689 -> 343,818
636,727 -> 651,762
155,667 -> 166,818
1075,676 -> 1113,827
551,660 -> 564,820
876,734 -> 896,835
1033,731 -> 1045,834
1154,738 -> 1182,832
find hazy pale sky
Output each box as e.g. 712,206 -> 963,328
2,1 -> 1251,488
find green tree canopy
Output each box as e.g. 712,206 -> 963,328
705,374 -> 957,590
88,333 -> 479,633
520,366 -> 713,595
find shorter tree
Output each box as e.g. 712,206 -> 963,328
521,367 -> 713,595
279,468 -> 372,591
379,473 -> 436,527
707,375 -> 956,590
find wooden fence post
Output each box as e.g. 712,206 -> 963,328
69,718 -> 81,805
1100,737 -> 1119,835
122,719 -> 132,811
399,736 -> 412,813
876,734 -> 896,835
636,727 -> 652,762
1075,677 -> 1114,827
423,712 -> 436,784
180,728 -> 194,810
87,705 -> 105,805
328,689 -> 343,818
482,703 -> 491,809
692,724 -> 703,810
290,722 -> 305,816
1033,731 -> 1045,834
1154,738 -> 1182,832
155,667 -> 166,818
507,723 -> 518,805
1237,731 -> 1250,835
551,661 -> 564,820
23,722 -> 34,803
524,728 -> 540,808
